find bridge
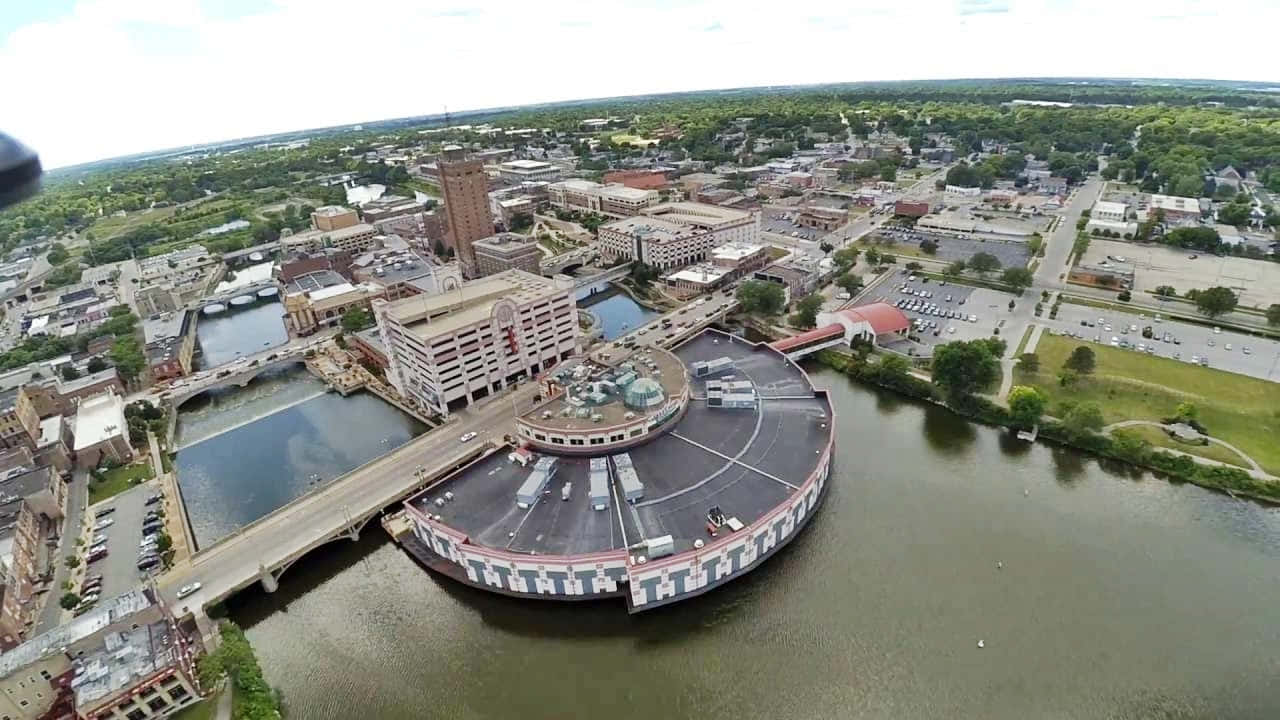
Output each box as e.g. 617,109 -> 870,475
155,381 -> 546,614
161,335 -> 330,408
540,247 -> 599,275
572,263 -> 632,302
196,280 -> 278,311
221,240 -> 283,265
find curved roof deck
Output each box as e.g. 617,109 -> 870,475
410,329 -> 832,559
519,345 -> 688,433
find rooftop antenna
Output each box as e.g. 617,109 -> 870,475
443,104 -> 451,128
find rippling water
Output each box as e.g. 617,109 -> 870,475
580,289 -> 659,340
195,300 -> 289,369
225,366 -> 1280,719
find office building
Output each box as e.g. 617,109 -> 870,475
358,195 -> 427,224
597,202 -> 758,270
311,205 -> 360,231
70,390 -> 134,469
0,463 -> 65,648
663,241 -> 771,294
141,311 -> 196,382
281,270 -> 377,336
438,146 -> 495,275
472,234 -> 542,277
497,160 -> 561,183
280,223 -> 379,256
547,180 -> 660,218
374,270 -> 578,417
0,388 -> 39,451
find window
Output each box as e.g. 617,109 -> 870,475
168,685 -> 190,702
127,709 -> 147,720
38,670 -> 50,680
147,696 -> 168,712
569,437 -> 584,446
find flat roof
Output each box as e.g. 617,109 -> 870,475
521,346 -> 688,432
642,201 -> 753,227
1093,200 -> 1128,215
72,392 -> 126,451
286,269 -> 346,295
601,215 -> 699,243
383,269 -> 566,340
501,159 -> 554,170
712,241 -> 764,262
410,329 -> 831,558
141,312 -> 188,345
0,590 -> 153,679
665,264 -> 730,284
313,205 -> 355,217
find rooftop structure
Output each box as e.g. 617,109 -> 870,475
402,329 -> 834,612
281,222 -> 379,256
547,179 -> 660,218
598,202 -> 759,271
311,205 -> 360,231
472,233 -> 542,278
497,159 -> 561,183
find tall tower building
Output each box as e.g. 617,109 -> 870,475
438,145 -> 494,275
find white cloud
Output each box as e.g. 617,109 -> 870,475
2,0 -> 1278,168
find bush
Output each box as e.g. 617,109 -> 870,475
1117,290 -> 1131,301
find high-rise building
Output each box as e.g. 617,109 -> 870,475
438,145 -> 494,275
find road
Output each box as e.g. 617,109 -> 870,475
1036,177 -> 1102,288
34,470 -> 88,633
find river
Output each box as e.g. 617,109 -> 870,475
195,300 -> 289,369
174,368 -> 426,549
580,288 -> 658,340
224,366 -> 1280,719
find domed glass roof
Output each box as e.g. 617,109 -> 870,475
623,377 -> 665,410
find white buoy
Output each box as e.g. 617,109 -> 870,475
1023,489 -> 1029,497
977,640 -> 985,649
997,561 -> 1003,570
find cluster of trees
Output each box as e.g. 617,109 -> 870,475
930,338 -> 1006,402
124,399 -> 164,446
1186,286 -> 1239,317
790,295 -> 825,329
197,623 -> 284,720
735,280 -> 786,315
340,307 -> 374,333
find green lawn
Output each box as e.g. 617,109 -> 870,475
86,206 -> 178,240
89,461 -> 154,505
1113,425 -> 1251,469
1015,334 -> 1280,474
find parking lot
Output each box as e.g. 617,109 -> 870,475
874,227 -> 1031,268
762,212 -> 823,241
85,482 -> 163,607
883,275 -> 1017,350
1082,238 -> 1280,308
1035,302 -> 1280,381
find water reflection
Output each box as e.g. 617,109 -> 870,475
579,289 -> 658,340
921,403 -> 976,453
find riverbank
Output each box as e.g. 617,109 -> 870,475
197,622 -> 282,719
814,348 -> 1280,505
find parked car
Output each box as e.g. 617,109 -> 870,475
93,519 -> 114,531
93,507 -> 115,519
176,582 -> 202,599
460,431 -> 478,443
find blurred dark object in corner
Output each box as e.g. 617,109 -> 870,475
0,133 -> 42,211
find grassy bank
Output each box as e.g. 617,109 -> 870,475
89,461 -> 154,505
197,622 -> 283,720
1015,334 -> 1280,475
1113,425 -> 1251,469
814,348 -> 1280,504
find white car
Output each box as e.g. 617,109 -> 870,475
176,582 -> 201,599
460,432 -> 478,443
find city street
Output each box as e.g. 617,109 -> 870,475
34,470 -> 87,633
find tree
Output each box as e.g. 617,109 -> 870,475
1063,345 -> 1096,374
87,356 -> 108,373
1017,352 -> 1039,372
834,273 -> 863,295
919,239 -> 938,254
1268,304 -> 1280,327
1057,368 -> 1079,387
968,252 -> 1001,276
1192,286 -> 1238,318
904,261 -> 922,271
930,340 -> 1000,401
60,592 -> 81,610
1117,290 -> 1131,302
1061,401 -> 1105,436
819,241 -> 834,255
877,354 -> 910,377
47,243 -> 70,265
999,267 -> 1033,290
64,555 -> 80,570
1175,402 -> 1198,423
340,307 -> 373,333
109,337 -> 145,382
944,260 -> 966,277
60,364 -> 80,381
1154,285 -> 1178,297
1216,202 -> 1252,227
832,247 -> 859,271
790,295 -> 825,329
735,280 -> 785,315
879,253 -> 897,265
1008,386 -> 1048,429
863,248 -> 880,266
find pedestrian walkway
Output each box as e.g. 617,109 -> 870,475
151,430 -> 194,566
1102,420 -> 1272,478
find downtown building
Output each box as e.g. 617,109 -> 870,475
546,180 -> 659,219
438,146 -> 496,276
374,270 -> 578,417
597,202 -> 759,270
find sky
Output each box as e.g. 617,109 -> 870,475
2,0 -> 1279,169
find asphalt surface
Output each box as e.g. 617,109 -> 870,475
1035,302 -> 1280,381
875,227 -> 1031,268
34,470 -> 87,633
87,482 -> 161,603
886,280 -> 1015,349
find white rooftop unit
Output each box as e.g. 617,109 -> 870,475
516,456 -> 559,508
706,379 -> 757,409
611,452 -> 644,503
588,457 -> 610,511
692,356 -> 735,377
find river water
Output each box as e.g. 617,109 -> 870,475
224,366 -> 1280,719
174,367 -> 426,550
580,289 -> 658,340
195,300 -> 289,369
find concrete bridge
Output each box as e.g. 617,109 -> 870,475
155,381 -> 545,614
540,248 -> 599,275
573,263 -> 632,302
165,339 -> 321,407
196,280 -> 278,311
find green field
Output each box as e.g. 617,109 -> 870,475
170,691 -> 220,720
1113,425 -> 1251,469
1016,334 -> 1280,474
86,206 -> 178,239
90,461 -> 154,505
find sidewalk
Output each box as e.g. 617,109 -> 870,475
151,430 -> 195,567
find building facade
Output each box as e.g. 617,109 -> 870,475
311,205 -> 360,231
546,180 -> 660,218
472,234 -> 543,277
0,388 -> 39,451
438,146 -> 496,274
497,160 -> 561,183
597,202 -> 759,271
280,223 -> 378,256
375,270 -> 578,417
